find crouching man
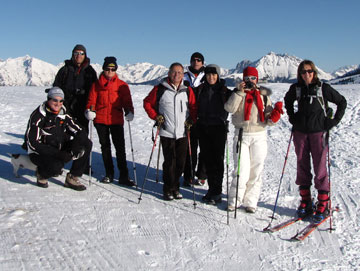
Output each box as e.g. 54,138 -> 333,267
25,87 -> 92,190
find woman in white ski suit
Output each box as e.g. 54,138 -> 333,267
224,66 -> 283,213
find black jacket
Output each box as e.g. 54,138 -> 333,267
25,102 -> 87,158
195,79 -> 232,126
284,82 -> 347,133
53,58 -> 97,126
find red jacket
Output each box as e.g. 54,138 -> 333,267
143,79 -> 197,139
87,73 -> 134,125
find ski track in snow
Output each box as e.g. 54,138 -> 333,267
0,85 -> 359,270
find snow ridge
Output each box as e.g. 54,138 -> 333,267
0,53 -> 359,86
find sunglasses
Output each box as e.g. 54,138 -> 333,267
244,76 -> 257,81
50,98 -> 64,103
104,68 -> 117,72
192,58 -> 202,62
300,69 -> 314,75
73,52 -> 85,56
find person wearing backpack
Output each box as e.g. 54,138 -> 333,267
225,66 -> 282,212
284,59 -> 347,222
143,63 -> 197,201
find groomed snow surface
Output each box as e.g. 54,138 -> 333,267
0,84 -> 359,270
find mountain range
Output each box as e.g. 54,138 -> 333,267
0,52 -> 359,86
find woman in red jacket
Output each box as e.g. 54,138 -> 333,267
86,57 -> 135,185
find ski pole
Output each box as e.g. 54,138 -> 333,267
327,131 -> 334,232
226,130 -> 230,225
186,128 -> 197,209
156,141 -> 161,183
128,121 -> 138,189
234,128 -> 243,219
138,125 -> 161,204
88,105 -> 95,186
263,131 -> 293,231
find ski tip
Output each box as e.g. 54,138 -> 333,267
262,227 -> 272,232
290,236 -> 302,242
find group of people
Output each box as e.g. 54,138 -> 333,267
24,45 -> 347,221
25,45 -> 136,191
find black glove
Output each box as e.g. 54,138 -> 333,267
57,151 -> 72,163
324,117 -> 339,130
289,113 -> 298,125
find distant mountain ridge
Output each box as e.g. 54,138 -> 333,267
0,53 -> 359,86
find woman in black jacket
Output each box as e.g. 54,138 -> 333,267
284,60 -> 347,222
196,64 -> 232,205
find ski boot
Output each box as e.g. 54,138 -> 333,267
296,186 -> 314,218
313,191 -> 330,223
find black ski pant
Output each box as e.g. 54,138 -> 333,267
183,124 -> 207,182
30,137 -> 92,179
198,124 -> 227,196
160,136 -> 188,194
95,123 -> 129,180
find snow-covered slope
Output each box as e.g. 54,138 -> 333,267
0,84 -> 359,270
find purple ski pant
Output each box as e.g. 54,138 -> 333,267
293,131 -> 329,192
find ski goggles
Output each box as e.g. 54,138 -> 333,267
73,52 -> 85,56
104,68 -> 117,72
300,69 -> 314,74
244,76 -> 257,81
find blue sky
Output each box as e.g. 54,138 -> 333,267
1,0 -> 359,72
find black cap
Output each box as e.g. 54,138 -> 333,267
102,56 -> 118,70
190,52 -> 204,63
72,44 -> 87,56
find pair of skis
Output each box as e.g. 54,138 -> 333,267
263,207 -> 339,241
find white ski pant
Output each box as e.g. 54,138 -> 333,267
228,130 -> 267,209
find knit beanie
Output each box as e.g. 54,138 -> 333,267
72,44 -> 87,56
47,87 -> 64,99
102,56 -> 118,70
243,66 -> 258,82
190,52 -> 204,63
205,64 -> 220,76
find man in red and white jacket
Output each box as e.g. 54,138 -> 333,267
143,63 -> 197,201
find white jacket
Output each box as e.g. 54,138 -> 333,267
184,68 -> 205,88
224,86 -> 275,133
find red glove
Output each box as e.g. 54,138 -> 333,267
270,102 -> 284,123
274,101 -> 283,114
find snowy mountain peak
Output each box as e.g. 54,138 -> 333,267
0,54 -> 358,86
0,56 -> 59,86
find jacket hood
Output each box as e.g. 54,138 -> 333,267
259,85 -> 272,96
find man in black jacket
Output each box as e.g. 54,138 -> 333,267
26,87 -> 92,191
53,44 -> 97,132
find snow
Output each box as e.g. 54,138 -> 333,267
0,84 -> 359,270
